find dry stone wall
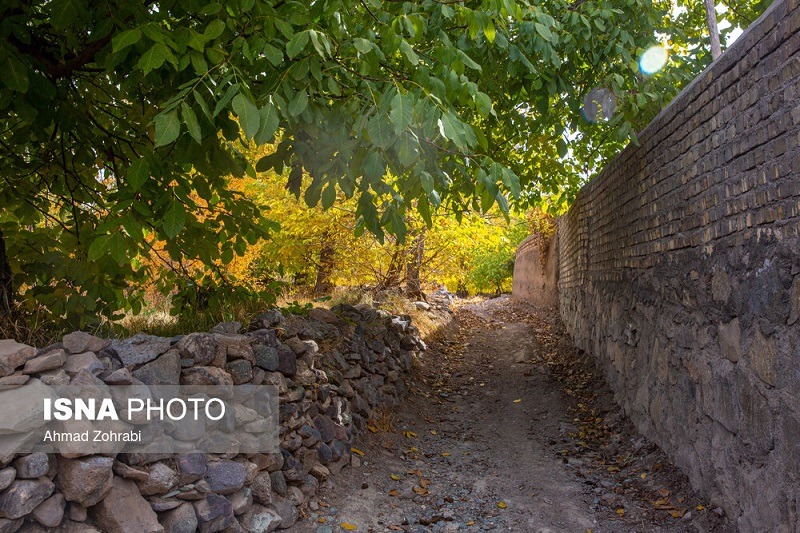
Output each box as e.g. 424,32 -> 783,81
526,0 -> 800,529
0,303 -> 425,532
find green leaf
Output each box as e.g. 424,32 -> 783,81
154,109 -> 181,147
254,102 -> 280,144
0,55 -> 29,93
321,183 -> 336,209
232,93 -> 260,138
389,93 -> 413,133
213,83 -> 240,116
419,171 -> 434,194
205,19 -> 226,40
484,21 -> 496,43
137,43 -> 169,74
367,117 -> 394,149
126,158 -> 150,191
287,31 -> 310,58
181,102 -> 202,142
399,41 -> 419,65
49,0 -> 79,30
162,202 -> 187,238
288,91 -> 308,116
112,28 -> 142,53
534,23 -> 553,41
353,38 -> 373,54
263,43 -> 283,65
108,233 -> 128,266
87,235 -> 111,261
475,92 -> 492,117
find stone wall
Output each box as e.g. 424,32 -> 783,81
525,0 -> 800,529
511,235 -> 558,309
0,303 -> 425,531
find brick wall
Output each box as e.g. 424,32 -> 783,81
552,0 -> 800,529
512,234 -> 558,309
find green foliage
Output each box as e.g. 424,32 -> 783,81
467,220 -> 529,294
0,0 -> 765,326
278,300 -> 313,317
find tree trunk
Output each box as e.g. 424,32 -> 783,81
704,0 -> 722,60
0,230 -> 12,315
313,231 -> 336,296
405,228 -> 425,300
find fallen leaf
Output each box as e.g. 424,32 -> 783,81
318,517 -> 327,523
340,523 -> 357,531
388,489 -> 399,497
669,509 -> 687,519
402,431 -> 417,438
466,521 -> 475,526
696,505 -> 705,511
390,474 -> 401,481
441,452 -> 451,457
616,508 -> 625,516
350,447 -> 365,457
412,486 -> 428,495
319,501 -> 330,508
419,478 -> 430,489
497,502 -> 507,509
367,425 -> 378,433
513,399 -> 522,403
640,473 -> 647,479
658,488 -> 670,497
430,429 -> 437,435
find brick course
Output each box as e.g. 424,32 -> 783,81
549,0 -> 800,528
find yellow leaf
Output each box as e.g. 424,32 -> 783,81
430,429 -> 437,435
409,446 -> 418,452
441,452 -> 451,457
350,447 -> 365,457
640,473 -> 647,479
340,523 -> 357,531
513,399 -> 522,403
466,521 -> 475,526
367,425 -> 378,433
388,489 -> 399,497
616,508 -> 625,516
412,486 -> 428,495
390,474 -> 401,481
696,505 -> 705,511
497,502 -> 507,509
318,517 -> 327,523
403,431 -> 417,438
669,509 -> 687,519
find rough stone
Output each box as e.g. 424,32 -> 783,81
0,375 -> 28,391
268,495 -> 298,529
0,478 -> 54,519
229,488 -> 252,515
0,468 -> 15,491
23,350 -> 67,374
158,502 -> 198,533
93,477 -> 163,533
175,334 -> 218,366
253,346 -> 279,372
138,462 -> 178,496
227,360 -> 253,385
249,472 -> 272,506
62,332 -> 111,354
181,366 -> 233,386
193,494 -> 235,533
718,318 -> 741,363
0,518 -> 22,533
0,379 -> 57,434
108,334 -> 172,367
31,493 -> 65,528
240,504 -> 281,533
12,452 -> 48,479
132,350 -> 181,385
748,327 -> 777,387
276,345 -> 296,377
205,461 -> 247,495
57,456 -> 114,507
0,340 -> 37,377
313,415 -> 338,443
177,454 -> 207,485
62,352 -> 104,376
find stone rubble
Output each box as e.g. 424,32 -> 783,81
0,303 -> 423,531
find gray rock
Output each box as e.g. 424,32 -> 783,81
176,454 -> 207,485
0,340 -> 37,377
0,379 -> 57,434
247,329 -> 278,348
229,488 -> 252,516
0,518 -> 22,532
269,471 -> 286,497
31,492 -> 65,528
181,366 -> 233,386
193,494 -> 235,533
138,462 -> 178,496
109,334 -> 172,367
250,310 -> 284,330
0,468 -> 15,491
250,472 -> 273,505
205,461 -> 247,495
158,502 -> 198,533
93,477 -> 163,533
313,415 -> 338,443
0,478 -> 55,519
241,504 -> 282,533
268,495 -> 298,529
132,350 -> 180,385
175,334 -> 218,366
23,350 -> 67,374
284,337 -> 307,356
12,452 -> 48,479
227,360 -> 253,385
103,367 -> 134,385
0,375 -> 28,391
62,332 -> 111,355
276,345 -> 296,377
211,322 -> 241,335
62,352 -> 104,376
57,456 -> 114,507
253,346 -> 279,372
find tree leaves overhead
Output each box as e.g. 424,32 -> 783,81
0,0 -> 760,324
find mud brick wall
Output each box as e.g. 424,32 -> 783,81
512,235 -> 558,309
554,0 -> 800,529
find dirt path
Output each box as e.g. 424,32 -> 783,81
293,297 -> 731,533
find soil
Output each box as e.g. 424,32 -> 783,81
293,296 -> 734,533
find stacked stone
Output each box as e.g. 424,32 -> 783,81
0,303 -> 423,532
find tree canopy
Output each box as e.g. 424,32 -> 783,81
0,0 -> 763,325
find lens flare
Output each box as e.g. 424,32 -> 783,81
581,87 -> 617,123
639,45 -> 668,75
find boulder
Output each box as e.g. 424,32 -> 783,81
132,351 -> 180,385
0,375 -> 28,391
176,454 -> 207,485
240,504 -> 281,533
137,462 -> 178,496
12,453 -> 48,479
61,332 -> 110,355
0,379 -> 57,434
108,334 -> 172,367
30,493 -> 65,528
253,346 -> 279,372
57,456 -> 114,507
22,350 -> 67,375
181,367 -> 233,386
62,352 -> 104,376
158,502 -> 198,533
93,477 -> 163,533
0,468 -> 14,491
175,334 -> 218,366
0,478 -> 55,519
250,472 -> 272,505
205,461 -> 247,495
0,340 -> 37,377
193,494 -> 235,533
